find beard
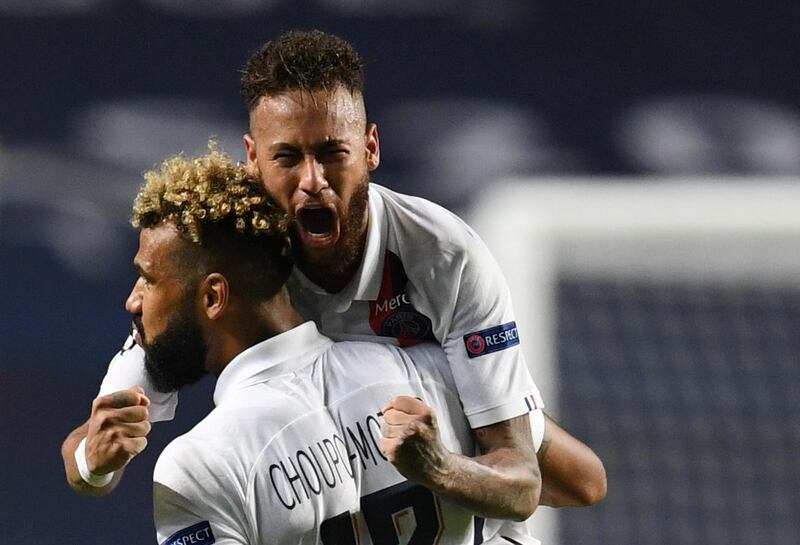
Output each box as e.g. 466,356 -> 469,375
134,304 -> 209,394
292,177 -> 369,281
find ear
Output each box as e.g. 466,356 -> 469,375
200,273 -> 229,321
365,123 -> 380,171
243,133 -> 259,176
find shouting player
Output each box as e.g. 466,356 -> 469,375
124,151 -> 538,543
62,29 -> 605,540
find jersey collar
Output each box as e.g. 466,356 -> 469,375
289,184 -> 388,311
213,321 -> 333,406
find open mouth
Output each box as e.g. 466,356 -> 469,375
296,206 -> 340,247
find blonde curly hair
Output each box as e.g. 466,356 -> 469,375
132,144 -> 289,246
132,144 -> 294,299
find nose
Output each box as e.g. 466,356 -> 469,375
126,277 -> 145,314
297,156 -> 329,195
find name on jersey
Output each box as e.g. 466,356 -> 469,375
268,410 -> 408,511
163,521 -> 214,545
269,430 -> 356,510
340,410 -> 388,473
463,321 -> 520,358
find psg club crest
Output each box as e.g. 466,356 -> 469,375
381,310 -> 433,341
369,251 -> 436,347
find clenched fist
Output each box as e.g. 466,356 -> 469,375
380,396 -> 451,486
85,386 -> 151,475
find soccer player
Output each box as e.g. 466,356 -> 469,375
63,28 -> 605,522
118,152 -> 540,543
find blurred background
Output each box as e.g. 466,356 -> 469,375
1,2 -> 799,544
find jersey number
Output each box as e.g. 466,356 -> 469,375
321,481 -> 442,545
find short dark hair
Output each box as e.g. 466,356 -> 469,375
197,223 -> 293,303
240,29 -> 364,110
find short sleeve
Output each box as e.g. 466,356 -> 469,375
154,483 -> 247,545
409,229 -> 544,429
154,442 -> 249,545
98,335 -> 178,422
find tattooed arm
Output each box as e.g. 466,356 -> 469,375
381,396 -> 540,520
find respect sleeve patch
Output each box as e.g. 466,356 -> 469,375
463,321 -> 520,358
163,521 -> 215,545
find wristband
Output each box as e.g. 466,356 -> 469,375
75,437 -> 114,487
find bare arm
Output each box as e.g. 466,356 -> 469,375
537,414 -> 606,507
381,396 -> 540,520
61,387 -> 151,496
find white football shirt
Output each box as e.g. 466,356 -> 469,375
154,323 -> 544,545
315,337 -> 543,545
315,340 -> 479,544
153,323 -> 360,545
101,184 -> 542,428
290,184 -> 542,428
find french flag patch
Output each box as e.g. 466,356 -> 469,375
524,393 -> 542,411
463,321 -> 520,359
164,521 -> 215,545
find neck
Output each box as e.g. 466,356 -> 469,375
298,242 -> 365,294
207,289 -> 305,376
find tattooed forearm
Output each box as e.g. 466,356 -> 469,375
427,414 -> 541,520
381,398 -> 541,520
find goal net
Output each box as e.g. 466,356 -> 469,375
468,179 -> 800,545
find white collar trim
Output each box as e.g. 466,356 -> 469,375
213,321 -> 332,406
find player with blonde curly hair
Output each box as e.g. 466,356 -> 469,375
66,147 -> 566,544
132,146 -> 286,243
76,148 -> 361,543
64,29 -> 605,545
128,147 -> 296,393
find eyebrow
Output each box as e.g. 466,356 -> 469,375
271,138 -> 349,151
319,138 -> 348,147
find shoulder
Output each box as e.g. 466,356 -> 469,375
153,430 -> 232,517
153,410 -> 243,490
321,340 -> 451,391
373,185 -> 507,295
154,387 -> 320,488
323,340 -> 404,377
321,341 -> 411,389
371,184 -> 480,253
153,419 -> 251,543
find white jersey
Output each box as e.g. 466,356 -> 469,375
100,336 -> 177,422
317,340 -> 478,545
316,336 -> 542,545
290,184 -> 542,428
99,184 -> 542,427
154,322 -> 543,545
153,323 -> 359,545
